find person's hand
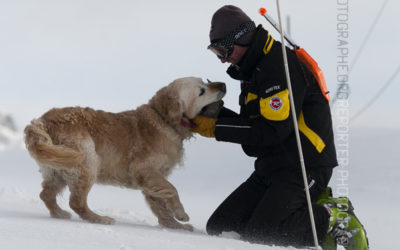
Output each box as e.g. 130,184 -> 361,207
191,116 -> 217,138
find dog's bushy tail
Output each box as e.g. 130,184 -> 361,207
24,119 -> 83,170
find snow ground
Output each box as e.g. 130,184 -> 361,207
0,128 -> 399,250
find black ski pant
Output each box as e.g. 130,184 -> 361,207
206,166 -> 332,247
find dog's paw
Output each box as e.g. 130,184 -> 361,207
88,215 -> 116,225
181,223 -> 194,232
174,210 -> 189,222
99,216 -> 116,225
159,220 -> 193,232
51,210 -> 72,219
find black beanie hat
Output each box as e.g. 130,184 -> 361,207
209,5 -> 256,45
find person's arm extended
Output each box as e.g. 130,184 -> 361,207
215,116 -> 281,146
218,107 -> 239,118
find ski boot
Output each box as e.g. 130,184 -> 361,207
317,187 -> 337,250
317,187 -> 369,250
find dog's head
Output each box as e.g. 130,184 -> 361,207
149,77 -> 226,129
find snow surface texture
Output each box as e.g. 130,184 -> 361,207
0,128 -> 398,250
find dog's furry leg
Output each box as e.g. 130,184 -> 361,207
143,192 -> 193,231
67,170 -> 115,225
134,168 -> 189,223
40,168 -> 71,219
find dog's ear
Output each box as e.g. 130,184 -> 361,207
165,86 -> 183,125
150,85 -> 183,125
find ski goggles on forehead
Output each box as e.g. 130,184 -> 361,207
208,21 -> 256,59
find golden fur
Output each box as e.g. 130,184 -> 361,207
24,77 -> 226,231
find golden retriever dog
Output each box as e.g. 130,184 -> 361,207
24,77 -> 226,231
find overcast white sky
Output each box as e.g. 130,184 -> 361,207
1,0 -> 399,129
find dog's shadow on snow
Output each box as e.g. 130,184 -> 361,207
114,219 -> 206,236
0,206 -> 207,237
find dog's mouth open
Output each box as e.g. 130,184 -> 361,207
181,100 -> 224,129
181,115 -> 196,129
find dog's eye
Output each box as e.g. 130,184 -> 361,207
199,88 -> 205,96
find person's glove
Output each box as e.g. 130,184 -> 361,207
191,115 -> 217,138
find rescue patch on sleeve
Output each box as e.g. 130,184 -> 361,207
259,89 -> 290,121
